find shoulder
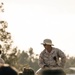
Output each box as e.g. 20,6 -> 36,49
52,47 -> 61,51
52,47 -> 64,53
39,49 -> 46,56
53,47 -> 66,57
0,65 -> 18,75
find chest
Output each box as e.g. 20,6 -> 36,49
43,50 -> 58,60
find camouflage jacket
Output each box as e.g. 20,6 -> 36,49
38,47 -> 66,68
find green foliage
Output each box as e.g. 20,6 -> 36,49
0,2 -> 4,12
18,51 -> 29,65
0,2 -> 19,68
0,20 -> 18,63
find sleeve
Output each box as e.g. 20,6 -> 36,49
38,52 -> 46,68
57,49 -> 66,68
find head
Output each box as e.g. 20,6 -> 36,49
41,69 -> 66,75
19,72 -> 23,75
41,39 -> 54,51
23,67 -> 34,75
0,64 -> 18,75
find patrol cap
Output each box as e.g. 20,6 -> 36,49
41,39 -> 54,46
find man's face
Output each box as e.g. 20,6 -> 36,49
43,44 -> 51,50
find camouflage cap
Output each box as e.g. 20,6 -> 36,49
41,39 -> 54,46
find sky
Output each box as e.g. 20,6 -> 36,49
0,0 -> 75,56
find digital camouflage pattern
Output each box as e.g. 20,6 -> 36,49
38,47 -> 66,68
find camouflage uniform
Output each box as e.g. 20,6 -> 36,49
35,47 -> 66,75
38,47 -> 66,68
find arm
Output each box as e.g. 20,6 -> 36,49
38,53 -> 48,68
57,49 -> 66,68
